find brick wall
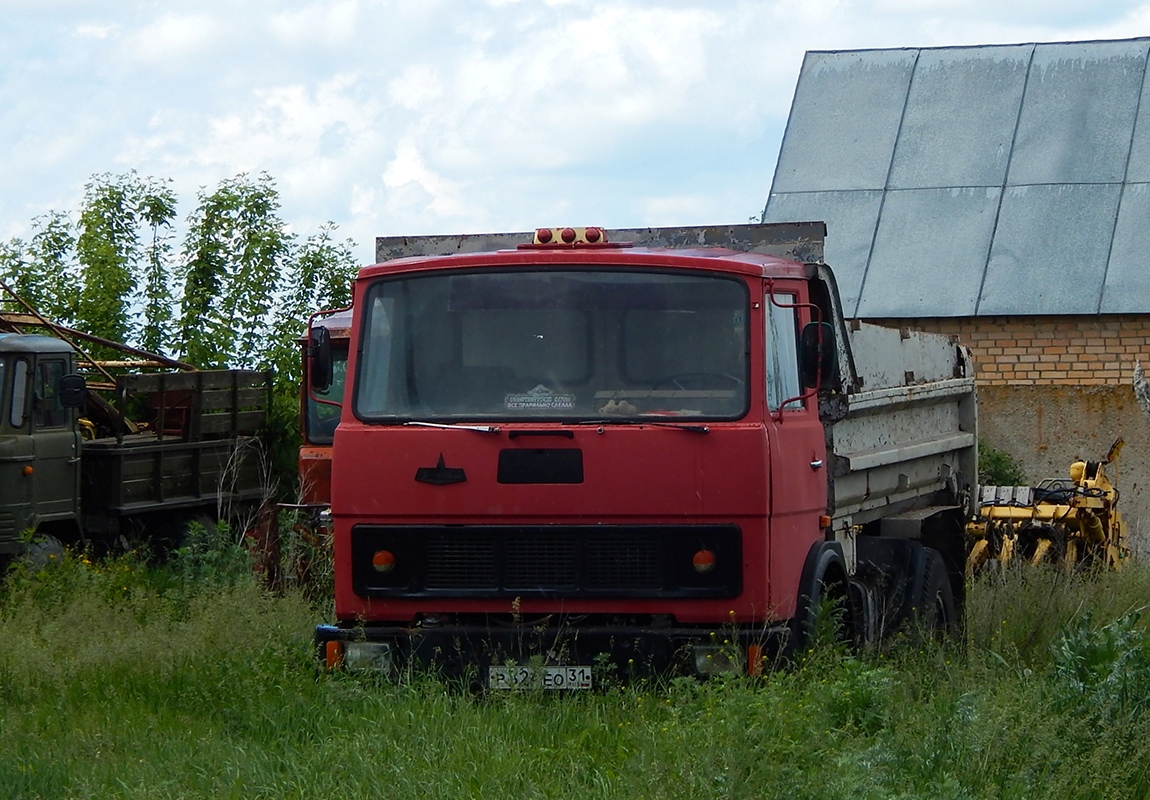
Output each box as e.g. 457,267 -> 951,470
872,316 -> 1150,386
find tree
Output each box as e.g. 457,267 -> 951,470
178,173 -> 292,370
0,211 -> 75,323
4,170 -> 359,498
75,172 -> 177,353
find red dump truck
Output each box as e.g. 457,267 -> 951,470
312,223 -> 976,685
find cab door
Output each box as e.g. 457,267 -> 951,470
30,357 -> 81,522
763,283 -> 828,615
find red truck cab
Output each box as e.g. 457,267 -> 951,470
298,308 -> 352,506
315,226 -> 852,683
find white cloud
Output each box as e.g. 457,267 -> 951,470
75,23 -> 117,39
120,13 -> 221,65
269,0 -> 362,47
3,0 -> 1150,264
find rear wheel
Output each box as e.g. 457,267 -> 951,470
913,548 -> 959,639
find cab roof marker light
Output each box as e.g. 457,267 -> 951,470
524,227 -> 629,249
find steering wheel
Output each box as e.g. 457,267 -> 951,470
651,373 -> 745,391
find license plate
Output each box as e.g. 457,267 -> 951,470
487,665 -> 593,690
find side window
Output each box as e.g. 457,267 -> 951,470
766,293 -> 802,411
357,294 -> 395,415
34,359 -> 67,429
10,359 -> 29,428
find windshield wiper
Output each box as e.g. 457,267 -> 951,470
647,422 -> 710,433
574,419 -> 710,433
403,421 -> 501,434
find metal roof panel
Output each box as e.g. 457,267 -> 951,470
1100,182 -> 1150,313
765,38 -> 1150,317
978,183 -> 1121,315
762,190 -> 883,315
889,46 -> 1031,189
1007,40 -> 1147,185
857,187 -> 1000,317
770,49 -> 916,193
1125,64 -> 1150,182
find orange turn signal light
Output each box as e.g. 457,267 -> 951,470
747,643 -> 764,677
325,640 -> 344,669
692,549 -> 716,574
372,549 -> 396,573
22,465 -> 33,476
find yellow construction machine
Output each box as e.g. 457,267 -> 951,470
967,439 -> 1130,574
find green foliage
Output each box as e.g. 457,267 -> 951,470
7,560 -> 1150,797
1052,610 -> 1150,723
178,172 -> 291,369
0,211 -> 75,322
263,223 -> 358,485
168,519 -> 254,591
4,169 -> 358,499
978,441 -> 1027,486
75,172 -> 178,354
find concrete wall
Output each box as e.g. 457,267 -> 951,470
974,385 -> 1149,554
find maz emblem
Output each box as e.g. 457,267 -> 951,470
414,454 -> 467,486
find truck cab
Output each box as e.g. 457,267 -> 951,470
0,334 -> 83,556
298,308 -> 352,507
315,224 -> 975,684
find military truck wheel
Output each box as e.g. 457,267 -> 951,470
22,534 -> 66,570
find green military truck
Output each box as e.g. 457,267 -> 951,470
0,332 -> 269,564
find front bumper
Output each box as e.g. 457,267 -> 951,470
315,618 -> 791,683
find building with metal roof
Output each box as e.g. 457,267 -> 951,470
762,37 -> 1150,543
763,38 -> 1150,320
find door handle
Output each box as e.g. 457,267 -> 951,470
809,459 -> 824,470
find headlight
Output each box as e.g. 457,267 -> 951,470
343,641 -> 394,673
692,644 -> 744,676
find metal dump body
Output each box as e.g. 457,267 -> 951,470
823,321 -> 977,527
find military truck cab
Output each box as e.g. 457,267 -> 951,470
0,334 -> 85,556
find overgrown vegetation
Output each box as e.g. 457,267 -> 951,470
0,171 -> 358,494
979,440 -> 1028,486
5,544 -> 1150,798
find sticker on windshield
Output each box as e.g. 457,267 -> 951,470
506,385 -> 576,411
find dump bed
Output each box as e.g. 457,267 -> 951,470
823,320 -> 977,527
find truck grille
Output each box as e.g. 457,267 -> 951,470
351,524 -> 741,599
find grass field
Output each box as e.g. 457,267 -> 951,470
4,541 -> 1150,799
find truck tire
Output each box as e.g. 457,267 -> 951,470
789,541 -> 851,655
22,534 -> 66,571
913,547 -> 959,640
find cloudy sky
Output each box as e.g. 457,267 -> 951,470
3,0 -> 1149,263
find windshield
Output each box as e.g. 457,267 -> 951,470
354,268 -> 749,422
305,344 -> 348,444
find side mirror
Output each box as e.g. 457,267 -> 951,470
58,374 -> 88,408
309,326 -> 333,392
799,321 -> 838,390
